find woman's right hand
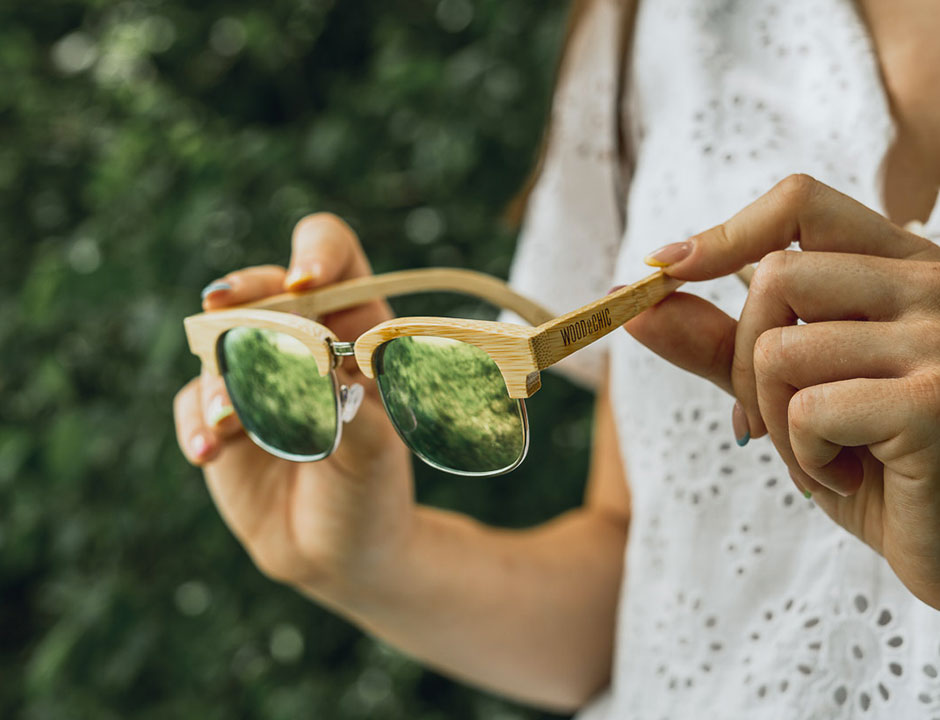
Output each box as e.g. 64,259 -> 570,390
173,213 -> 414,601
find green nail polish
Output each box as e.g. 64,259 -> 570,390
735,432 -> 750,447
803,489 -> 813,499
208,396 -> 235,427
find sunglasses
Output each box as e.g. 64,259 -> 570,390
184,267 -> 680,476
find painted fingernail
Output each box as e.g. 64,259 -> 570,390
607,285 -> 626,295
207,395 -> 235,427
732,401 -> 750,446
285,262 -> 322,291
644,241 -> 693,267
191,433 -> 213,460
788,469 -> 815,499
200,280 -> 232,300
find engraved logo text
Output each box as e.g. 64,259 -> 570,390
559,308 -> 612,346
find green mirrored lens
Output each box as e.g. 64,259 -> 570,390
219,327 -> 338,460
375,336 -> 526,475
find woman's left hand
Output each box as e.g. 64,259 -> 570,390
626,174 -> 940,609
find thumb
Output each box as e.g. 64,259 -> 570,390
624,292 -> 737,397
285,212 -> 371,291
285,212 -> 392,343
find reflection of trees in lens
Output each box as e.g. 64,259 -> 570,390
221,328 -> 337,457
378,337 -> 524,473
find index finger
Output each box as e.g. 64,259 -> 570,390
655,174 -> 934,282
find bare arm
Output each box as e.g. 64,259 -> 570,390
301,374 -> 630,712
176,215 -> 631,712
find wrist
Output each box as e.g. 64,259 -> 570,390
291,501 -> 422,616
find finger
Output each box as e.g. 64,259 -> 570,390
201,265 -> 287,310
655,174 -> 935,281
753,322 -> 909,494
200,368 -> 243,440
286,213 -> 392,333
791,374 -> 940,471
732,250 -> 915,439
624,292 -> 737,396
787,378 -> 914,496
286,213 -> 372,290
174,377 -> 221,465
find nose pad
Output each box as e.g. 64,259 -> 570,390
340,383 -> 364,424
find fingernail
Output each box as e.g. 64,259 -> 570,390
207,395 -> 235,427
607,284 -> 626,295
644,241 -> 693,267
732,401 -> 750,446
789,469 -> 816,498
200,280 -> 232,300
191,433 -> 213,460
285,265 -> 318,291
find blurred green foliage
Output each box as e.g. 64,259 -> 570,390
1,0 -> 599,718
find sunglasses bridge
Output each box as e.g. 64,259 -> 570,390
330,340 -> 356,358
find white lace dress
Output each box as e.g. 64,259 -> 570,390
506,0 -> 940,717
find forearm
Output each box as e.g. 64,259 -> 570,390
302,504 -> 628,712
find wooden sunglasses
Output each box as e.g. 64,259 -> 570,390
184,267 -> 682,398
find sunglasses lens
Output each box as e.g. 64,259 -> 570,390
375,336 -> 526,475
219,327 -> 339,460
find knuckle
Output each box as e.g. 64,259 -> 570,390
916,262 -> 940,309
709,222 -> 734,252
787,388 -> 816,432
906,372 -> 940,417
753,327 -> 784,377
774,173 -> 820,208
750,250 -> 791,297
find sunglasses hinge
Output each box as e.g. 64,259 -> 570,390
330,341 -> 356,357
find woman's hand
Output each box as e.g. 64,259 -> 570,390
173,213 -> 413,601
626,174 -> 940,609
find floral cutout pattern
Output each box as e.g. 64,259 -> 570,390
509,0 -> 940,718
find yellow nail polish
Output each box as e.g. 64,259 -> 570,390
207,395 -> 234,427
644,241 -> 693,267
285,270 -> 314,291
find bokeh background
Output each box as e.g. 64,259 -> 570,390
1,0 -> 599,717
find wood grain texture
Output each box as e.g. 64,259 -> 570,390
244,268 -> 555,326
354,317 -> 542,399
531,270 -> 683,369
184,267 -> 690,401
184,309 -> 338,376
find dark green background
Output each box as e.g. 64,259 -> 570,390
1,1 -> 599,717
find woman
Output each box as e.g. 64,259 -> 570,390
173,0 -> 940,716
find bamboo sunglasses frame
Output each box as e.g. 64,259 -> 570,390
183,266 -> 756,473
184,267 -> 680,472
184,267 -> 682,401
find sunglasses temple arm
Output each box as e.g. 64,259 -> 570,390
529,270 -> 684,370
241,268 -> 556,327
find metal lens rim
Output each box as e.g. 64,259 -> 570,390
216,329 -> 344,463
373,339 -> 530,478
